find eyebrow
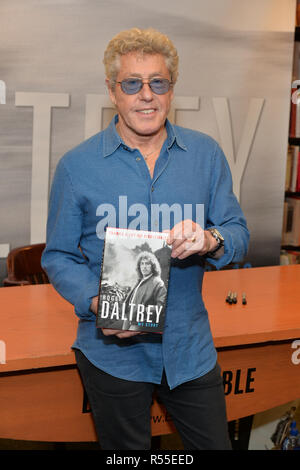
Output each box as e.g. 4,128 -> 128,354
124,73 -> 165,79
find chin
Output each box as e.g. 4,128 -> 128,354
134,124 -> 164,137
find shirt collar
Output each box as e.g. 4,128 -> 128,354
102,114 -> 187,158
102,115 -> 123,157
165,118 -> 187,152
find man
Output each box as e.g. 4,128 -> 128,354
42,27 -> 249,450
123,251 -> 167,331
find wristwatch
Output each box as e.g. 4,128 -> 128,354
206,228 -> 224,256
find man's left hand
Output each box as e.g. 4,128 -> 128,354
165,219 -> 217,260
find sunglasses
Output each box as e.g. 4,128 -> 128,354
116,78 -> 172,95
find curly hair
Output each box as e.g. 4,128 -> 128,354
103,27 -> 179,89
136,251 -> 161,278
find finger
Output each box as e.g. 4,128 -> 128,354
116,331 -> 142,339
167,221 -> 188,243
174,243 -> 198,259
177,246 -> 198,259
101,328 -> 124,336
170,238 -> 188,258
174,232 -> 205,259
170,236 -> 188,257
171,237 -> 186,251
168,227 -> 185,247
169,220 -> 196,244
171,232 -> 200,257
102,328 -> 142,338
166,227 -> 176,245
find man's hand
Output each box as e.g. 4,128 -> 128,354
102,329 -> 143,339
90,296 -> 99,315
89,296 -> 143,339
166,219 -> 217,260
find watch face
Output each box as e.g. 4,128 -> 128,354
213,229 -> 224,242
210,228 -> 224,244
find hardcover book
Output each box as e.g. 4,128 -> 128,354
96,227 -> 172,333
282,197 -> 300,246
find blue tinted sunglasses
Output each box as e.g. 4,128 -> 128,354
116,78 -> 172,95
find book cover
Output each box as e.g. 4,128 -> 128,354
96,227 -> 172,333
285,146 -> 293,191
291,146 -> 299,192
282,197 -> 300,246
290,87 -> 296,138
297,149 -> 300,192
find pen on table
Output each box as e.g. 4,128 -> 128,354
226,291 -> 232,303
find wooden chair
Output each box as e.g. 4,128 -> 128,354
3,243 -> 49,286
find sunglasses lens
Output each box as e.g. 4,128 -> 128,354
121,79 -> 142,94
120,78 -> 171,95
149,79 -> 170,94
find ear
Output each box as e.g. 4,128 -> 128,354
106,78 -> 117,106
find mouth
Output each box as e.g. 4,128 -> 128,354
136,108 -> 156,116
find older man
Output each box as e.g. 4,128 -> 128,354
42,28 -> 249,450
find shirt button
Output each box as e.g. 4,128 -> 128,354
151,186 -> 154,192
136,157 -> 141,161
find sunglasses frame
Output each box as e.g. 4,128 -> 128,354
116,78 -> 173,95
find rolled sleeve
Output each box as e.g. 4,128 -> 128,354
205,144 -> 250,269
41,159 -> 99,320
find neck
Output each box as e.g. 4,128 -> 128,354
116,121 -> 167,157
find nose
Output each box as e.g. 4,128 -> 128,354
138,82 -> 154,101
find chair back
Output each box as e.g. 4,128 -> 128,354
3,243 -> 49,286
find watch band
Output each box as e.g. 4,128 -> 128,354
206,228 -> 224,256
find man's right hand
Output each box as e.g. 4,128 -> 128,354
90,296 -> 99,315
102,328 -> 143,339
90,296 -> 142,339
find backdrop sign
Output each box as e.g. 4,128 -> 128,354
0,0 -> 296,276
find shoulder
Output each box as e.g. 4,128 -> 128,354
60,131 -> 103,168
173,124 -> 219,152
52,131 -> 105,183
170,124 -> 227,172
151,276 -> 165,288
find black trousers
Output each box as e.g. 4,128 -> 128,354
75,349 -> 232,450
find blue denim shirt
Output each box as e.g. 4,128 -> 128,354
42,116 -> 249,389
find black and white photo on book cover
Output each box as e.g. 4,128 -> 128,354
96,227 -> 172,333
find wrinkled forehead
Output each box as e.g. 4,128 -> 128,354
116,52 -> 170,79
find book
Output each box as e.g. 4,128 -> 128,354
281,201 -> 288,240
291,146 -> 299,192
285,146 -> 293,191
297,150 -> 300,192
290,87 -> 296,138
284,146 -> 300,193
96,227 -> 172,333
282,197 -> 300,246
